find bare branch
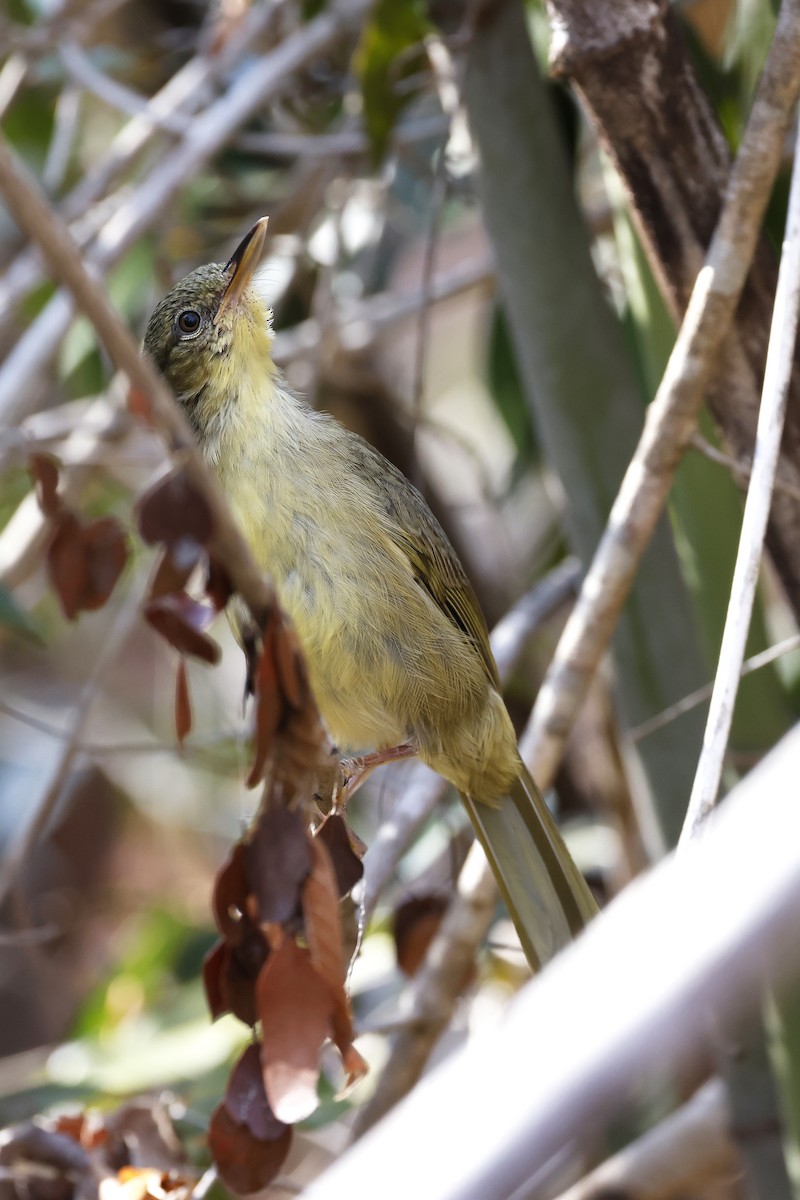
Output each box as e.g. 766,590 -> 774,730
353,847 -> 499,1138
630,633 -> 800,743
552,1079 -> 737,1200
690,430 -> 800,505
682,114 -> 800,841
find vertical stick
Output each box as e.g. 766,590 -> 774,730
681,114 -> 800,845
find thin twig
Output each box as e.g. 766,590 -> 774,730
352,848 -> 499,1138
271,253 -> 495,365
519,0 -> 800,794
235,112 -> 449,159
690,431 -> 800,505
0,55 -> 27,120
42,86 -> 82,194
630,633 -> 800,743
59,41 -> 187,133
681,110 -> 800,843
411,150 -> 447,425
0,694 -> 247,758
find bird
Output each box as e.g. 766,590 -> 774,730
144,217 -> 597,970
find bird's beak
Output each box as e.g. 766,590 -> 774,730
214,216 -> 269,325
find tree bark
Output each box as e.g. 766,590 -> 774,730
547,0 -> 800,612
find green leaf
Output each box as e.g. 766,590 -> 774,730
353,0 -> 430,165
487,303 -> 540,482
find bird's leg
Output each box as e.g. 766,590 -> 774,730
336,742 -> 417,810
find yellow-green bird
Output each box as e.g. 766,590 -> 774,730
144,217 -> 596,969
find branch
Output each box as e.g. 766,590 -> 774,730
303,720 -> 800,1200
690,431 -> 800,506
681,114 -> 800,840
552,1079 -> 737,1200
629,633 -> 800,743
520,0 -> 800,793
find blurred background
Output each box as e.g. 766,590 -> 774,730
0,0 -> 799,1195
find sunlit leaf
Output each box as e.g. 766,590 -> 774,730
256,938 -> 333,1123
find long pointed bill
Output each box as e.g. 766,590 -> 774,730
214,216 -> 269,324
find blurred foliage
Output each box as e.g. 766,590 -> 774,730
353,0 -> 430,164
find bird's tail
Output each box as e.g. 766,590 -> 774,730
460,762 -> 597,971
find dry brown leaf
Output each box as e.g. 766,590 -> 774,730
208,1104 -> 291,1197
315,812 -> 364,897
47,512 -> 129,620
256,938 -> 333,1123
147,545 -> 203,601
246,623 -> 284,787
244,808 -> 311,926
137,468 -> 213,550
224,1044 -> 288,1142
144,594 -> 220,663
205,556 -> 234,612
29,452 -> 61,517
302,836 -> 346,994
273,617 -> 307,710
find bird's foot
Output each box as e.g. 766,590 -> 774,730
336,742 -> 417,811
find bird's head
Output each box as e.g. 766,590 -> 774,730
143,217 -> 273,433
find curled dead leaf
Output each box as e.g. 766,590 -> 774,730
29,453 -> 61,517
224,1044 -> 288,1142
315,812 -> 364,897
144,594 -> 220,663
302,836 -> 346,994
147,544 -> 203,601
246,622 -> 283,787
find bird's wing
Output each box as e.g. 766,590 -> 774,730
358,444 -> 499,687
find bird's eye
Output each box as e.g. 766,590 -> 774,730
176,309 -> 202,337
